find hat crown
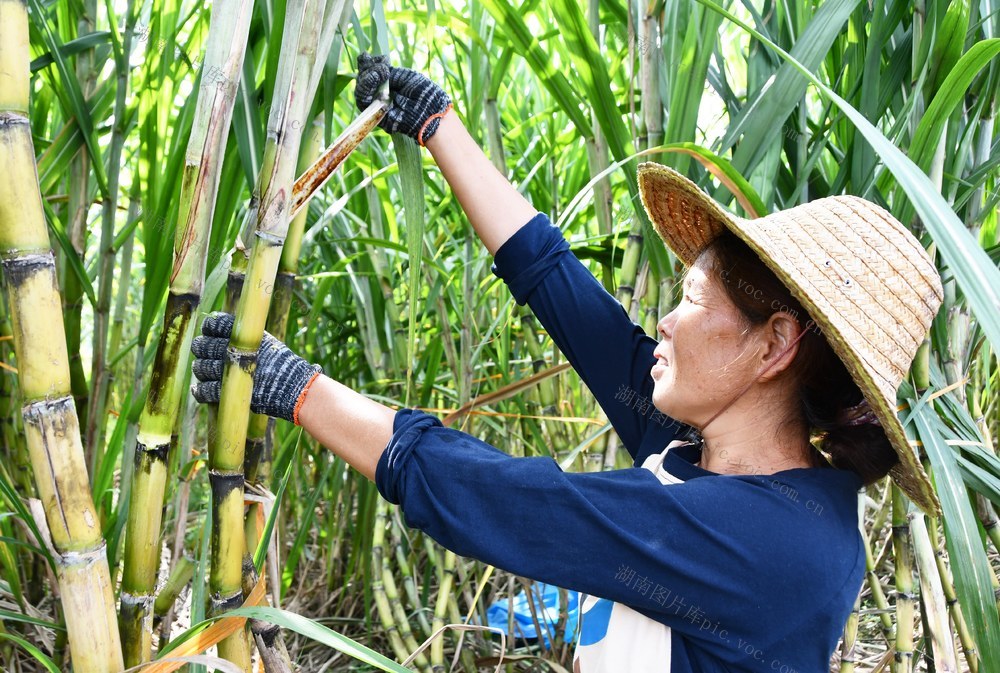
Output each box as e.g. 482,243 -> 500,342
764,195 -> 943,402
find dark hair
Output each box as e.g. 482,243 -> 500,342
704,231 -> 898,485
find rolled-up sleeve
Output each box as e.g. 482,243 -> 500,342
374,407 -> 865,665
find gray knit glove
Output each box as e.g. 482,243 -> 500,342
355,52 -> 452,145
191,312 -> 322,425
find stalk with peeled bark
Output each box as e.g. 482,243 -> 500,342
118,0 -> 255,664
209,0 -> 318,663
244,119 -> 325,566
0,1 -> 123,669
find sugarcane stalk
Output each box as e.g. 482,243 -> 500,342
83,0 -> 138,471
372,498 -> 417,664
910,510 -> 959,671
0,2 -> 124,668
209,0 -> 325,663
892,485 -> 916,673
238,555 -> 294,672
243,119 -> 325,573
928,513 -> 979,671
863,525 -> 895,645
118,0 -> 255,664
63,0 -> 98,428
152,554 -> 195,617
432,549 -> 459,671
393,517 -> 432,638
637,0 -> 662,149
839,590 -> 862,672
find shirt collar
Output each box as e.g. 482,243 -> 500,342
663,441 -> 715,481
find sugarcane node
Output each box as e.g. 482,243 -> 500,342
626,233 -> 644,243
135,439 -> 170,466
0,111 -> 29,126
255,229 -> 286,247
253,621 -> 280,646
1,252 -> 56,286
22,395 -> 73,423
226,345 -> 257,373
167,291 -> 201,314
210,590 -> 244,613
60,542 -> 110,568
118,590 -> 155,608
208,470 -> 245,499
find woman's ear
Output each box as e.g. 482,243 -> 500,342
756,312 -> 803,381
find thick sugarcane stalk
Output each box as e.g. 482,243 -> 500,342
0,2 -> 123,669
118,0 -> 255,664
212,33 -> 386,670
243,119 -> 325,566
210,0 -> 317,664
892,485 -> 916,673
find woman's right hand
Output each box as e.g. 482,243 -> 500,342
354,52 -> 452,146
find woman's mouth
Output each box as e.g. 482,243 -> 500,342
651,359 -> 668,378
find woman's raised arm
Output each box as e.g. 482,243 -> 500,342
425,112 -> 538,254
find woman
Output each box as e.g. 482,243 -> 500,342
191,55 -> 943,672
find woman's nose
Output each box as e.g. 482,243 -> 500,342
657,310 -> 676,340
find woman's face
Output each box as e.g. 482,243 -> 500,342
651,250 -> 762,427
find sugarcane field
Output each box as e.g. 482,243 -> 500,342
1,0 -> 1000,670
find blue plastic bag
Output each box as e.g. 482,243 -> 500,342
483,582 -> 580,648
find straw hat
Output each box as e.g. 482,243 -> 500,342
637,162 -> 944,515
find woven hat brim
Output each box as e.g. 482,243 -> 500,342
637,162 -> 941,516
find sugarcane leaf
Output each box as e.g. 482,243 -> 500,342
25,0 -> 108,197
29,30 -> 112,72
0,608 -> 63,631
721,0 -> 862,177
900,39 -> 1000,218
0,633 -> 61,673
477,0 -> 591,135
912,404 -> 1000,666
0,472 -> 54,571
697,0 -> 1000,415
392,133 -> 424,404
0,537 -> 23,608
252,431 -> 301,573
217,606 -> 415,672
39,199 -> 97,306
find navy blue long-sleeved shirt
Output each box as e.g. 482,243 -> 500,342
375,213 -> 865,672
